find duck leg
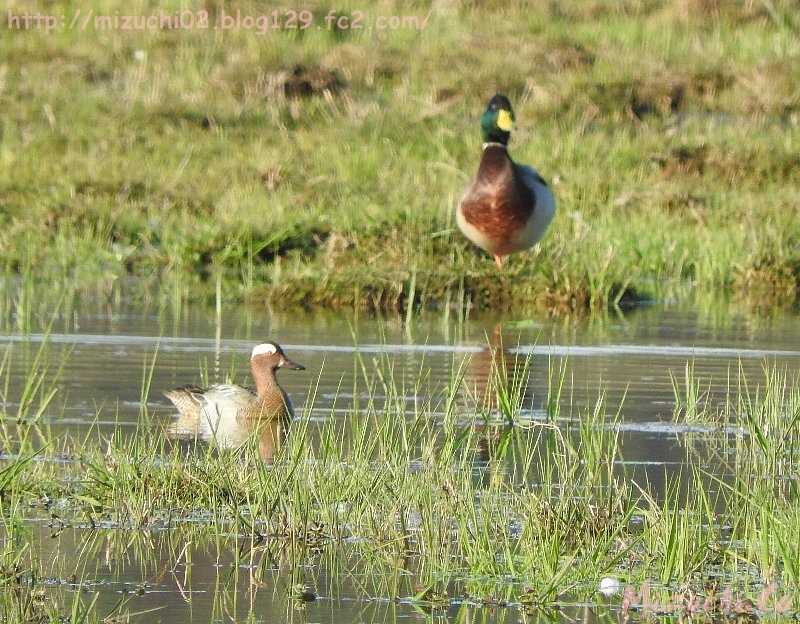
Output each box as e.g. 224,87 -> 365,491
493,254 -> 505,269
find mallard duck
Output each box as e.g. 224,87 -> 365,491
164,342 -> 304,461
457,93 -> 556,269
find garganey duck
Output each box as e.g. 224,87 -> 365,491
164,342 -> 304,461
457,94 -> 556,269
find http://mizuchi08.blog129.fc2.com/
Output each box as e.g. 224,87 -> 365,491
5,7 -> 431,34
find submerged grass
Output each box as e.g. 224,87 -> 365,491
673,362 -> 800,600
2,0 -> 800,313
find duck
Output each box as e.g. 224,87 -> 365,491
456,93 -> 556,269
164,341 -> 305,461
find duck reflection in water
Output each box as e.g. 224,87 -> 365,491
462,325 -> 533,465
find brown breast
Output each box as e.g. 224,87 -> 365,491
242,390 -> 290,424
459,146 -> 535,253
240,389 -> 292,461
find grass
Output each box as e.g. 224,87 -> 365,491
1,0 -> 799,313
0,333 -> 799,620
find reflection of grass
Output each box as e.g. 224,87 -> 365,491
2,1 -> 799,312
673,362 -> 800,468
670,361 -> 710,423
0,330 -> 70,455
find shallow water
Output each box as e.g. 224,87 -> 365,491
2,293 -> 800,622
16,521 -> 634,624
6,299 -> 800,475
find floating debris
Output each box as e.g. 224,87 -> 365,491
598,577 -> 622,596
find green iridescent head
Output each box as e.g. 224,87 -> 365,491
480,93 -> 514,145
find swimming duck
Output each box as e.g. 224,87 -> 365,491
164,342 -> 304,461
456,94 -> 556,269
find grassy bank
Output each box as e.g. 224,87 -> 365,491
2,0 -> 799,312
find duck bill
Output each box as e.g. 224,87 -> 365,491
281,356 -> 305,371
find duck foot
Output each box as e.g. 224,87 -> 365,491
493,254 -> 505,269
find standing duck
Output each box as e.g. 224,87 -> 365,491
164,342 -> 304,461
457,94 -> 556,269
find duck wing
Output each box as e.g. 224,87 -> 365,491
515,163 -> 548,189
512,164 -> 557,249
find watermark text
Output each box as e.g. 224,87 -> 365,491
5,8 -> 431,35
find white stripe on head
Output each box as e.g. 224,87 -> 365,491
251,343 -> 278,359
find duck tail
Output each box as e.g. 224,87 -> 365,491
163,385 -> 204,415
164,385 -> 206,438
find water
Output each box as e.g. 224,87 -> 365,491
10,518 -> 628,623
2,293 -> 800,622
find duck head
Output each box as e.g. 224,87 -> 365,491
251,342 -> 305,372
480,93 -> 514,145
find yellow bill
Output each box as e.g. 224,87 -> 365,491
496,109 -> 514,131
